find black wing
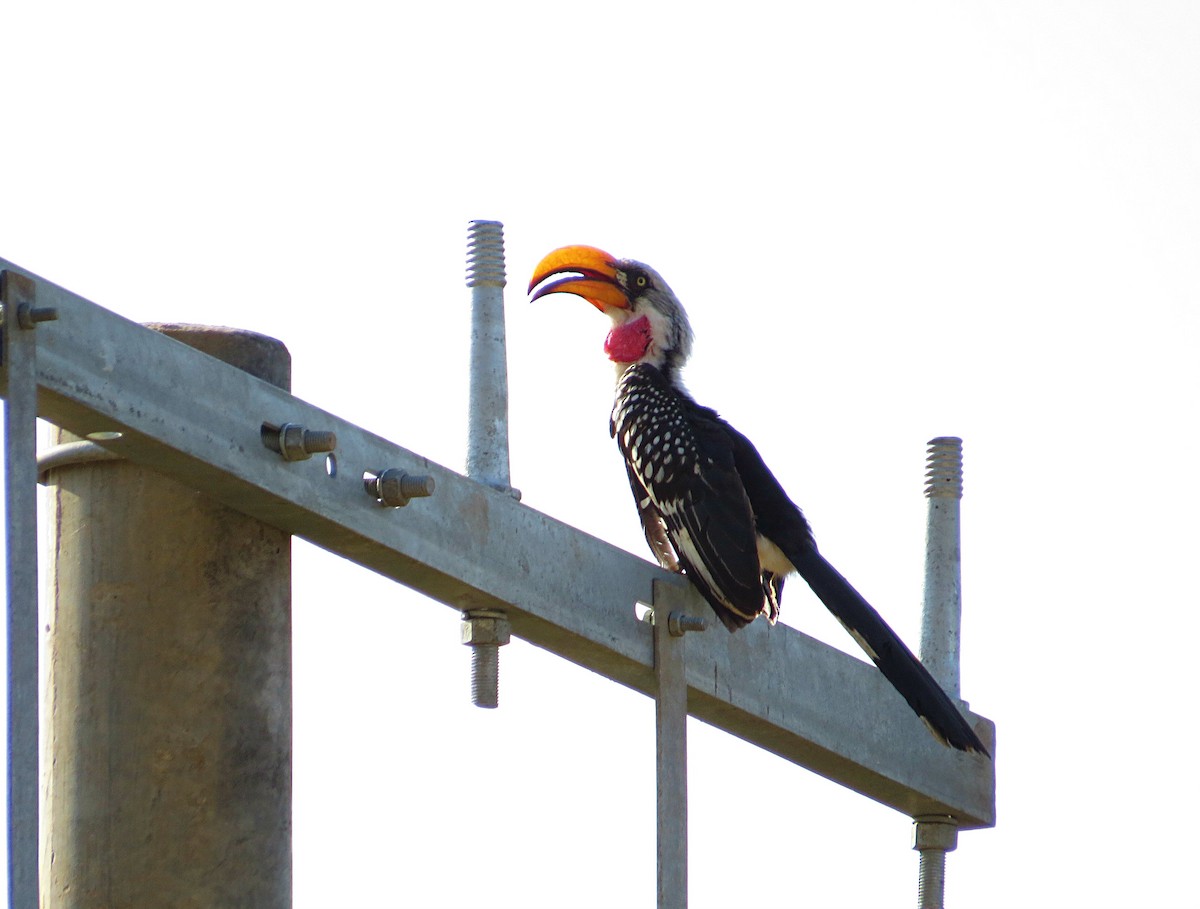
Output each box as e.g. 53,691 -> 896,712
620,457 -> 680,573
611,364 -> 766,630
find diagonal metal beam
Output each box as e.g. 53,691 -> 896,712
0,257 -> 996,829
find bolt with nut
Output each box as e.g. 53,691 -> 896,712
261,422 -> 337,462
460,609 -> 511,708
364,468 -> 436,507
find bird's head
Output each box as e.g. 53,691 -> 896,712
528,245 -> 694,379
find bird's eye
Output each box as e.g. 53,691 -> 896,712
635,275 -> 648,288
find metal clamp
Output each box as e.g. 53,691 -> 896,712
37,440 -> 123,484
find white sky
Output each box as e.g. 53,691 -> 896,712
3,2 -> 1198,906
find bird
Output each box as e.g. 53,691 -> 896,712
528,244 -> 988,755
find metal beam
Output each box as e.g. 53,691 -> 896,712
0,257 -> 996,829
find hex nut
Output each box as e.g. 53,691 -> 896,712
912,817 -> 958,852
460,612 -> 511,646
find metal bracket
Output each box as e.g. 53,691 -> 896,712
37,439 -> 123,483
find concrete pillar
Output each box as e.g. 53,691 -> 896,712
40,326 -> 292,909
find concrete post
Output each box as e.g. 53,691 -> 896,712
40,325 -> 292,909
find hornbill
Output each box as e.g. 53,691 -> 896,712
529,245 -> 988,755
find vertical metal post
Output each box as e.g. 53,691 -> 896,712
653,581 -> 692,909
465,219 -> 512,493
2,271 -> 46,909
40,326 -> 293,908
920,436 -> 964,698
462,220 -> 513,707
913,436 -> 964,909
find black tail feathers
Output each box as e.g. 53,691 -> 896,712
789,547 -> 989,755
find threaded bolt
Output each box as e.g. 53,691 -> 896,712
916,848 -> 947,909
667,611 -> 708,636
460,609 -> 511,709
263,422 -> 338,461
289,426 -> 337,457
365,468 -> 435,507
921,436 -> 964,697
470,644 -> 500,708
465,218 -> 516,498
465,220 -> 507,288
925,437 -> 963,499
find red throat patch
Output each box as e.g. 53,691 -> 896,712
604,316 -> 652,363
